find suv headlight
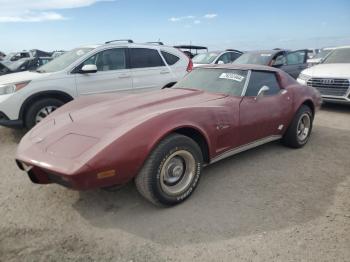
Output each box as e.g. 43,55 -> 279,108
297,74 -> 310,85
298,74 -> 311,81
0,81 -> 31,95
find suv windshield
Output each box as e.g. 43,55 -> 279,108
174,68 -> 248,96
312,49 -> 333,60
37,48 -> 93,73
323,48 -> 350,64
233,52 -> 272,65
193,53 -> 219,64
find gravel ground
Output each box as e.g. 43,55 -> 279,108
0,104 -> 349,262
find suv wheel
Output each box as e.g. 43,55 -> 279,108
25,98 -> 64,129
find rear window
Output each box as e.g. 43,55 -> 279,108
161,51 -> 180,65
192,53 -> 219,64
233,52 -> 273,65
130,48 -> 165,68
174,68 -> 248,96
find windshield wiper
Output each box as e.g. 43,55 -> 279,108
36,69 -> 46,73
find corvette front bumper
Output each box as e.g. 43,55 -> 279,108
16,159 -> 121,190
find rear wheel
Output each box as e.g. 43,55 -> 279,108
282,105 -> 313,148
25,98 -> 64,129
135,134 -> 203,206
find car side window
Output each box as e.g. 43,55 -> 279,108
230,52 -> 241,62
161,51 -> 180,65
216,53 -> 232,64
272,54 -> 286,66
80,48 -> 126,71
130,48 -> 165,68
286,51 -> 306,65
245,71 -> 281,97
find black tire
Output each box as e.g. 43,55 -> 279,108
282,105 -> 313,148
135,134 -> 203,206
25,98 -> 65,129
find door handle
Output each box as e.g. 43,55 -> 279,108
118,74 -> 131,79
160,70 -> 170,75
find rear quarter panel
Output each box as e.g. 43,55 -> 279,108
279,71 -> 320,124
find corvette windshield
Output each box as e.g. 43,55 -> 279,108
174,68 -> 248,96
193,52 -> 219,64
233,52 -> 272,65
323,48 -> 350,64
37,47 -> 93,73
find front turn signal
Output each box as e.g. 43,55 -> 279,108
97,170 -> 116,179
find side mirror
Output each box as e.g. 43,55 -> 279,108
80,64 -> 97,74
217,60 -> 224,65
255,85 -> 270,99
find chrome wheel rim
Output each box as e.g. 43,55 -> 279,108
297,113 -> 311,142
160,150 -> 196,196
35,106 -> 58,123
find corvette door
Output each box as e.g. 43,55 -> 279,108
280,50 -> 308,79
238,70 -> 292,146
75,48 -> 133,96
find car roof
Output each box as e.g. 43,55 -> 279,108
322,47 -> 336,50
79,42 -> 178,50
334,45 -> 350,49
243,50 -> 284,55
174,45 -> 208,50
196,50 -> 242,55
196,63 -> 282,72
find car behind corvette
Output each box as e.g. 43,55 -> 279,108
16,64 -> 321,206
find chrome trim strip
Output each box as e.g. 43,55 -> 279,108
210,135 -> 282,164
241,70 -> 252,97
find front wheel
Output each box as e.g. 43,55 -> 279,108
135,134 -> 203,206
282,105 -> 313,148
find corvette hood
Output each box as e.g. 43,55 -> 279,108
68,88 -> 225,127
302,63 -> 350,78
18,88 -> 226,165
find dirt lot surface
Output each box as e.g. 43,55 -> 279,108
0,104 -> 349,262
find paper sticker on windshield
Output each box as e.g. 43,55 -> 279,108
260,54 -> 272,57
219,73 -> 245,82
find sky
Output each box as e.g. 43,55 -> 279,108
0,0 -> 349,53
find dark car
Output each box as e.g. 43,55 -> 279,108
0,57 -> 52,75
233,49 -> 308,79
16,64 -> 321,206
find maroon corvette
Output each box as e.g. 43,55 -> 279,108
16,64 -> 321,206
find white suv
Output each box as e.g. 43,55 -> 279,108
0,40 -> 192,129
297,46 -> 350,104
